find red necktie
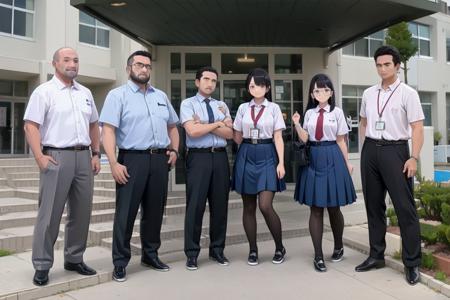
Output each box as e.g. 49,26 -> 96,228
315,109 -> 325,141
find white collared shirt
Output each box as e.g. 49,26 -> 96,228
233,99 -> 286,139
24,76 -> 99,147
303,105 -> 349,142
359,78 -> 424,140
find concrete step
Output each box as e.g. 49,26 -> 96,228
0,225 -> 64,253
94,179 -> 115,189
6,172 -> 39,180
0,165 -> 39,174
100,221 -> 311,256
0,188 -> 15,198
0,198 -> 37,215
0,158 -> 35,167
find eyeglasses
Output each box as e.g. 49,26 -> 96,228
132,62 -> 152,70
312,88 -> 332,95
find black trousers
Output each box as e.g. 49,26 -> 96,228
360,139 -> 421,267
112,152 -> 169,267
184,151 -> 230,258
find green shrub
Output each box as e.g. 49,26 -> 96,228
389,215 -> 398,227
393,250 -> 402,260
435,271 -> 447,282
420,222 -> 439,244
386,207 -> 396,218
415,182 -> 450,221
421,252 -> 436,270
442,203 -> 450,225
0,249 -> 11,257
417,208 -> 427,219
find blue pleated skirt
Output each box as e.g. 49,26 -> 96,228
232,142 -> 286,194
294,142 -> 356,207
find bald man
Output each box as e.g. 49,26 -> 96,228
24,47 -> 101,286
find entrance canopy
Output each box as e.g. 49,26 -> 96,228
71,0 -> 444,51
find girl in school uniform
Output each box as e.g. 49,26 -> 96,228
232,68 -> 286,266
292,74 -> 356,272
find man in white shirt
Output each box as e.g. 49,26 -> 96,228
357,45 -> 424,285
24,47 -> 101,286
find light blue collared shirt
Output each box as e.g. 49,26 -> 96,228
180,93 -> 231,148
99,80 -> 179,149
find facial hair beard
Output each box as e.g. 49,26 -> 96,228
130,72 -> 150,85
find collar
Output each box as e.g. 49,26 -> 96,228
195,93 -> 214,103
377,78 -> 401,92
314,104 -> 330,113
127,80 -> 154,93
51,75 -> 80,90
249,98 -> 269,107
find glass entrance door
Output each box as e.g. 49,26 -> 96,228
273,80 -> 303,183
0,101 -> 26,155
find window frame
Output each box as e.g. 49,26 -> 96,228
78,11 -> 110,49
409,22 -> 431,58
0,0 -> 35,40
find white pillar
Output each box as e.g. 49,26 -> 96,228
420,126 -> 434,181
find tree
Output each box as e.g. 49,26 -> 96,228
384,22 -> 418,84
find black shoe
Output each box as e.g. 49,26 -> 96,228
355,257 -> 385,272
186,257 -> 198,271
141,257 -> 170,272
405,266 -> 420,285
33,270 -> 49,286
64,262 -> 97,276
331,248 -> 344,262
209,253 -> 230,266
272,247 -> 286,264
112,266 -> 126,282
247,251 -> 259,266
314,257 -> 327,272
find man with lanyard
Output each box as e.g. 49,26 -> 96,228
100,50 -> 179,282
180,66 -> 233,270
24,47 -> 101,286
356,45 -> 424,285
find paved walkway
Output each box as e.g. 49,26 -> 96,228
39,236 -> 447,300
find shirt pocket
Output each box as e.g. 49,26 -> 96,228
155,102 -> 170,122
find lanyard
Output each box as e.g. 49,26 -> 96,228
377,82 -> 401,118
251,105 -> 265,128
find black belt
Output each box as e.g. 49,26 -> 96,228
309,141 -> 336,146
242,138 -> 273,144
365,137 -> 408,146
43,146 -> 90,151
119,148 -> 167,154
188,147 -> 226,153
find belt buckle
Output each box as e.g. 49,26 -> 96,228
149,148 -> 156,154
74,145 -> 83,151
211,147 -> 215,153
251,139 -> 257,145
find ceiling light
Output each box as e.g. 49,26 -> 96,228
110,2 -> 127,7
237,54 -> 255,63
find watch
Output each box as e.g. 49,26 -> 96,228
92,151 -> 101,159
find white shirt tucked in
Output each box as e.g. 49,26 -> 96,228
303,105 -> 349,142
23,76 -> 99,148
359,78 -> 424,140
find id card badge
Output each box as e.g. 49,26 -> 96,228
375,120 -> 385,131
250,128 -> 260,144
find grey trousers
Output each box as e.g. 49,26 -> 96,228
32,149 -> 94,270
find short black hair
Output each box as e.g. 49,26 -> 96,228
245,68 -> 272,101
374,45 -> 401,65
127,50 -> 152,66
195,66 -> 218,80
306,73 -> 336,112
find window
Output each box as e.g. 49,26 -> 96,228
343,30 -> 384,57
0,0 -> 34,38
447,37 -> 450,62
342,86 -> 368,153
0,79 -> 28,96
274,54 -> 302,74
185,53 -> 211,73
79,11 -> 110,48
446,94 -> 450,144
408,22 -> 430,57
221,54 -> 268,74
419,92 -> 432,126
171,53 -> 181,73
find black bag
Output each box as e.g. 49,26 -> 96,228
293,140 -> 310,167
